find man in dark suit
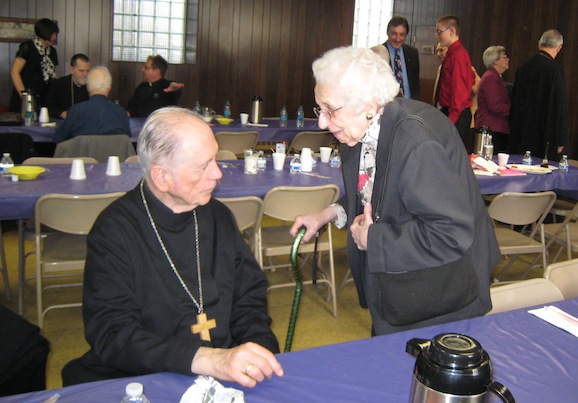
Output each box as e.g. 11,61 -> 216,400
46,54 -> 91,119
509,29 -> 568,161
371,16 -> 420,100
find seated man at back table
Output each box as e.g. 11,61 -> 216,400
54,66 -> 130,143
127,55 -> 185,118
62,107 -> 283,388
46,53 -> 91,119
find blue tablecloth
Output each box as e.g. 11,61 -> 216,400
5,298 -> 578,402
476,155 -> 578,198
0,118 -> 321,144
0,159 -> 344,220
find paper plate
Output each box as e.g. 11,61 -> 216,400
506,164 -> 552,174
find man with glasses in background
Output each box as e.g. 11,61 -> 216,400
434,15 -> 475,150
127,54 -> 185,118
371,16 -> 420,100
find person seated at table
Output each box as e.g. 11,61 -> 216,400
126,55 -> 185,118
0,304 -> 50,396
46,53 -> 91,119
54,66 -> 130,143
291,46 -> 500,336
62,107 -> 283,388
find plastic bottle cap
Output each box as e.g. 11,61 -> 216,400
126,382 -> 144,397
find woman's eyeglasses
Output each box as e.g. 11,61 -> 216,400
313,105 -> 344,120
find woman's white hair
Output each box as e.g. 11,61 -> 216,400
482,46 -> 506,69
312,46 -> 400,113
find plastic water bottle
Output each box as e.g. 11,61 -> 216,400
279,105 -> 288,127
296,105 -> 304,128
120,382 -> 150,403
522,151 -> 532,165
0,153 -> 14,177
329,149 -> 341,168
257,150 -> 266,170
289,154 -> 302,174
224,100 -> 231,119
193,100 -> 202,115
559,154 -> 569,172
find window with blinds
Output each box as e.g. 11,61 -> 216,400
112,0 -> 198,64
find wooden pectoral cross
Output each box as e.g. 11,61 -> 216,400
191,312 -> 217,341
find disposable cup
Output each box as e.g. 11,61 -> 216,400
272,153 -> 286,170
106,156 -> 122,176
301,147 -> 313,172
39,107 -> 49,123
70,159 -> 86,180
320,147 -> 332,163
498,153 -> 510,167
240,113 -> 249,125
244,155 -> 258,174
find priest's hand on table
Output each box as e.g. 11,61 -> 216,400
191,342 -> 284,388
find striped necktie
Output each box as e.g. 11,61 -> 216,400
394,50 -> 404,95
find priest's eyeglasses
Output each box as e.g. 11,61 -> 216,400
313,105 -> 344,120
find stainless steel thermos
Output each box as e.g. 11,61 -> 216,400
250,95 -> 263,124
406,333 -> 515,403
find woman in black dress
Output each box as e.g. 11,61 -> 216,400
9,18 -> 60,113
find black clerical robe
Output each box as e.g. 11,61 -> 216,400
509,51 -> 569,160
126,78 -> 181,117
45,74 -> 89,118
80,183 -> 278,377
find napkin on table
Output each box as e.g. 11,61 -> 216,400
528,305 -> 578,338
180,375 -> 245,403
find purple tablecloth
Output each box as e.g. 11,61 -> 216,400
215,158 -> 344,198
5,298 -> 578,402
476,155 -> 578,197
0,159 -> 344,220
0,118 -> 322,144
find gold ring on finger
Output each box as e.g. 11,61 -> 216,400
244,363 -> 254,375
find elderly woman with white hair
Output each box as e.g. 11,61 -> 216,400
291,46 -> 500,335
476,46 -> 511,152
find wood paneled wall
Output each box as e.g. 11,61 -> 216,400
0,0 -> 111,105
1,0 -> 354,120
395,0 -> 578,156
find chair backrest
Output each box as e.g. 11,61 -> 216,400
288,131 -> 333,153
262,185 -> 340,222
544,258 -> 578,299
54,134 -> 136,162
214,131 -> 259,156
124,155 -> 139,163
488,278 -> 564,314
216,149 -> 238,160
23,156 -> 99,165
35,192 -> 125,235
488,191 -> 556,234
217,196 -> 263,232
0,132 -> 34,163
